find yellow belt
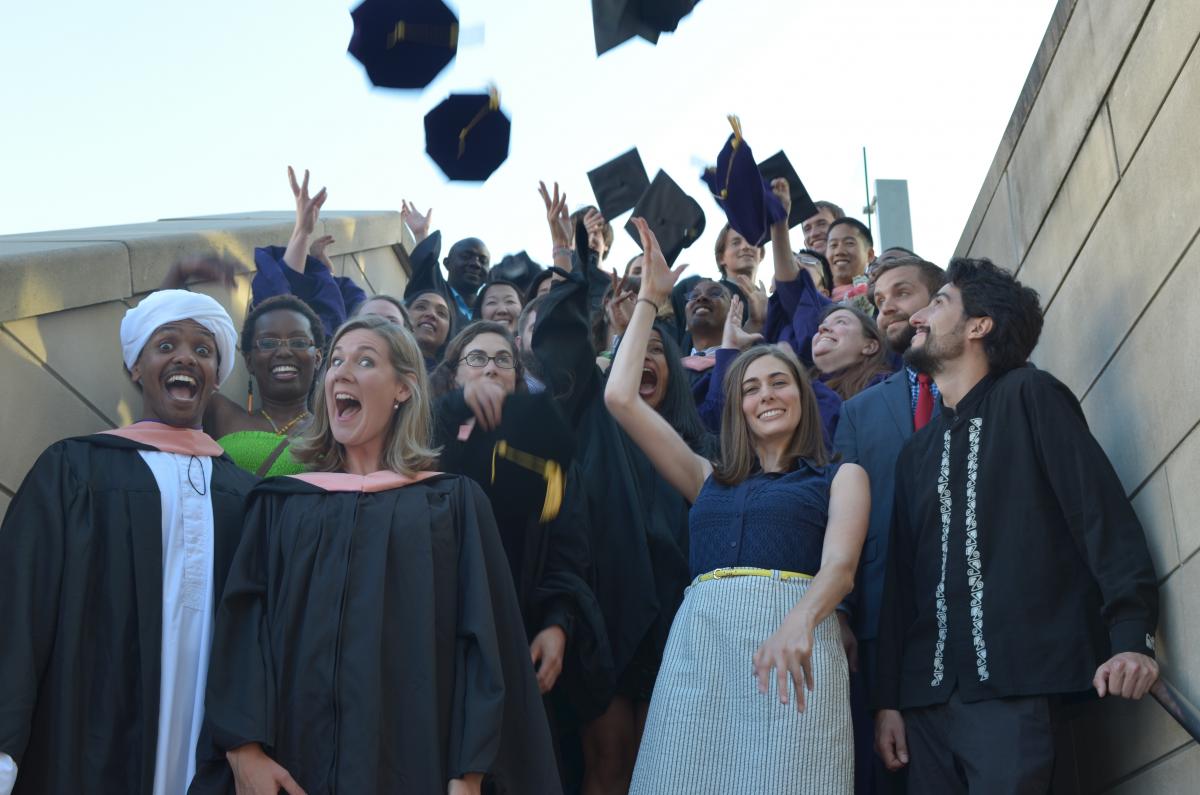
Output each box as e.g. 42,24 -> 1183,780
694,567 -> 814,584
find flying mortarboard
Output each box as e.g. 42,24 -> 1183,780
591,0 -> 660,56
424,88 -> 511,182
348,0 -> 458,90
624,170 -> 706,265
757,150 -> 818,229
588,148 -> 651,220
637,0 -> 702,32
700,116 -> 786,247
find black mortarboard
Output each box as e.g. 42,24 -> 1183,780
757,150 -> 818,229
588,148 -> 651,220
489,251 -> 544,295
637,0 -> 702,32
591,0 -> 660,56
348,0 -> 458,90
424,89 -> 511,182
623,170 -> 706,265
700,117 -> 785,247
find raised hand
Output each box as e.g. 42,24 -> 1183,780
309,235 -> 336,270
288,166 -> 327,237
584,207 -> 609,259
630,216 -> 689,306
401,200 -> 433,244
538,181 -> 573,250
732,274 -> 769,331
722,295 -> 764,352
770,176 -> 792,218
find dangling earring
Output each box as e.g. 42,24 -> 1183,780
246,377 -> 254,413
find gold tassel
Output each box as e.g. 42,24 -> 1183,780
490,440 -> 565,522
719,114 -> 743,199
458,85 -> 500,159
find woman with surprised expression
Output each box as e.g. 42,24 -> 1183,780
197,316 -> 561,795
605,219 -> 869,793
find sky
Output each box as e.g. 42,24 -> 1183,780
2,0 -> 1057,280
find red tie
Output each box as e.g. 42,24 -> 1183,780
914,373 -> 934,431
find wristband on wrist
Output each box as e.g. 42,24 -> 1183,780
636,297 -> 660,314
552,245 -> 572,259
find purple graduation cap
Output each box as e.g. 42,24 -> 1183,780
424,88 -> 511,182
348,0 -> 459,90
700,116 -> 786,247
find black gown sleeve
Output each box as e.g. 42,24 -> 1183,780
531,268 -> 601,425
449,479 -> 561,792
1023,371 -> 1159,657
0,445 -> 71,767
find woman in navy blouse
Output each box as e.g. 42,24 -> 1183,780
605,218 -> 869,793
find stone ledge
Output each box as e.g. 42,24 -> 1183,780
0,211 -> 407,322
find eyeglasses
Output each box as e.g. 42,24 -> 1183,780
254,337 -> 314,351
460,351 -> 515,369
686,286 -> 728,302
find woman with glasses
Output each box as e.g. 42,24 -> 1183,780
430,322 -> 613,752
204,295 -> 325,476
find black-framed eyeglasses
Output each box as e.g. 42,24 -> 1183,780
460,351 -> 515,369
686,286 -> 728,302
255,337 -> 314,351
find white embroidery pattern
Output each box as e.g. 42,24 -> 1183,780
931,430 -> 952,687
966,417 -> 989,682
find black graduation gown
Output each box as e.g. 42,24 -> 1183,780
532,268 -> 691,702
434,390 -> 616,720
0,433 -> 254,795
192,473 -> 561,795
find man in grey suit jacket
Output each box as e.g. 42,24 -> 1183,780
834,255 -> 946,794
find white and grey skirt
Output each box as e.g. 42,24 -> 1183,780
629,572 -> 852,794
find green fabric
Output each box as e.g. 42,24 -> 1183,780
217,430 -> 306,477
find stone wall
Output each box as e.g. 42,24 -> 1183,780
955,0 -> 1200,789
0,211 -> 412,519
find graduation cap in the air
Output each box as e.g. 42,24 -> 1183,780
700,116 -> 786,247
623,170 -> 706,265
348,0 -> 458,90
489,251 -> 544,295
424,88 -> 511,182
757,150 -> 818,229
591,0 -> 702,55
588,148 -> 651,220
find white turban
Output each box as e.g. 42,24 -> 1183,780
121,289 -> 239,385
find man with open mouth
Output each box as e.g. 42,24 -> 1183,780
0,288 -> 256,795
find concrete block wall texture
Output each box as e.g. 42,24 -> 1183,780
0,211 -> 412,519
955,0 -> 1200,790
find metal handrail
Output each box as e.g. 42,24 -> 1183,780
1152,676 -> 1200,741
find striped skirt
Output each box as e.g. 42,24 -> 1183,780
629,572 -> 852,793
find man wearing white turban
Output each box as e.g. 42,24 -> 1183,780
0,288 -> 257,795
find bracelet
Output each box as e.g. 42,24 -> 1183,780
552,246 -> 572,259
636,297 -> 660,313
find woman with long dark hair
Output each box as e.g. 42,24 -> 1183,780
196,315 -> 560,795
812,304 -> 894,401
605,219 -> 869,792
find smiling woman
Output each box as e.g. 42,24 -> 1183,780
197,315 -> 561,795
202,295 -> 326,477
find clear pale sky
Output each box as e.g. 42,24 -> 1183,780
2,0 -> 1056,279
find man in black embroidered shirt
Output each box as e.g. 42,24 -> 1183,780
874,258 -> 1159,793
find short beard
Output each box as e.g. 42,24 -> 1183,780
519,346 -> 544,380
903,320 -> 966,375
888,321 -> 916,354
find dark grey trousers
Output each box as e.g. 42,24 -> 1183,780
904,689 -> 1055,795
